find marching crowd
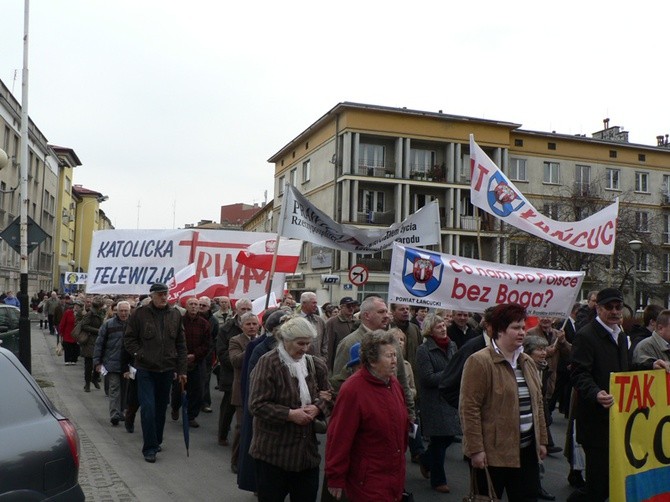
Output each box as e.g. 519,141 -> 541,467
30,285 -> 670,502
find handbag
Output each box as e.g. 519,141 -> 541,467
463,466 -> 499,502
306,355 -> 328,434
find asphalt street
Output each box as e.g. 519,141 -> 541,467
30,323 -> 577,501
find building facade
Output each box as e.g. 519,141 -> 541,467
268,102 -> 670,311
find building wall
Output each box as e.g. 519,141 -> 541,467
270,103 -> 670,309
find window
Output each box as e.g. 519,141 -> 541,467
65,176 -> 71,193
606,168 -> 620,190
409,148 -> 435,175
514,139 -> 523,147
542,204 -> 559,219
663,175 -> 670,203
302,160 -> 310,182
290,168 -> 297,186
664,254 -> 670,283
278,176 -> 285,195
543,162 -> 560,184
299,242 -> 307,263
460,241 -> 477,259
61,239 -> 68,257
509,158 -> 527,181
359,144 -> 385,168
635,250 -> 649,272
359,190 -> 385,213
635,172 -> 649,193
639,153 -> 646,162
508,242 -> 525,266
636,211 -> 649,232
575,165 -> 591,195
609,150 -> 617,158
664,215 -> 670,244
548,142 -> 556,150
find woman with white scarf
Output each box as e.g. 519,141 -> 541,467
249,316 -> 333,502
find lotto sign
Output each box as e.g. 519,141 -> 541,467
388,242 -> 583,316
610,370 -> 670,502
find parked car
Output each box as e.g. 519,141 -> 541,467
0,347 -> 85,500
0,304 -> 19,357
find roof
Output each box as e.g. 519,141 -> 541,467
220,203 -> 262,225
72,185 -> 103,199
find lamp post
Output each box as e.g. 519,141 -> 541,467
75,196 -> 108,283
629,239 -> 643,311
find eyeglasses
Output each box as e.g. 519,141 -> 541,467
602,303 -> 624,311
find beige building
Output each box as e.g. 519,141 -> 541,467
268,102 -> 670,310
72,185 -> 112,277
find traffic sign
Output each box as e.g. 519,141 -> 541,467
348,264 -> 369,286
0,216 -> 48,254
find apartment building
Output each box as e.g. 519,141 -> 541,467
268,102 -> 670,310
0,79 -> 60,293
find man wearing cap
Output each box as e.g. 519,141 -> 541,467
570,288 -> 669,501
389,303 -> 422,372
124,282 -> 187,463
324,297 -> 360,372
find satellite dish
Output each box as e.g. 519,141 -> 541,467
0,149 -> 8,171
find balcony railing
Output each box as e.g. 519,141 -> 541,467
460,215 -> 478,231
357,257 -> 392,271
356,210 -> 395,225
355,164 -> 395,178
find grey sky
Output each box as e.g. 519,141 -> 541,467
2,0 -> 669,229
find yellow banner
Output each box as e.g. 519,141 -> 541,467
610,369 -> 670,502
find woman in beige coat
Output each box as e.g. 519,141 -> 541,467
460,303 -> 548,501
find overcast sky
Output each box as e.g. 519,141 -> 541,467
2,1 -> 669,229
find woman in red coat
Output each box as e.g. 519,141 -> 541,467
58,300 -> 81,365
326,330 -> 409,502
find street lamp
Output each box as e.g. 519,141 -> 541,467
76,195 -> 108,278
629,239 -> 643,311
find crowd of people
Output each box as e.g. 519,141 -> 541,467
30,285 -> 670,502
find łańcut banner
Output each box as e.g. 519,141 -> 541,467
388,243 -> 583,317
469,135 -> 619,255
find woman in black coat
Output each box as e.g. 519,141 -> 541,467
416,313 -> 460,494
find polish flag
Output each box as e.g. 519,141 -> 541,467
236,238 -> 302,273
168,263 -> 197,302
195,274 -> 229,299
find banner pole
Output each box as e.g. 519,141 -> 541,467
264,184 -> 289,309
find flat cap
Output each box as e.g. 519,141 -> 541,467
149,282 -> 169,293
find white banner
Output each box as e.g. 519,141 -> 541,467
388,243 -> 584,318
86,229 -> 285,299
280,184 -> 441,254
469,135 -> 618,255
64,272 -> 87,285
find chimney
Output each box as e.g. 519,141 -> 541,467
603,118 -> 610,129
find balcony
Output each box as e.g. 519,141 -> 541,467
460,215 -> 478,231
357,257 -> 392,272
356,210 -> 395,225
355,163 -> 395,178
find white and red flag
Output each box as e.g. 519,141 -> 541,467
194,274 -> 229,299
168,263 -> 197,302
235,238 -> 302,273
469,134 -> 618,255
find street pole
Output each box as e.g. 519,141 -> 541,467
18,0 -> 31,372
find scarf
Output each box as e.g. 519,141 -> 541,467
277,342 -> 312,407
433,335 -> 451,351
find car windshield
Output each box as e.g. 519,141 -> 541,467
0,307 -> 19,332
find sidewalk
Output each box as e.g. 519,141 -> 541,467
30,322 -> 248,502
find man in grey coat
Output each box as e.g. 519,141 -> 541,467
94,301 -> 131,426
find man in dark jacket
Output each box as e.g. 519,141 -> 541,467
94,301 -> 131,426
124,283 -> 187,463
171,297 -> 211,428
570,288 -> 669,501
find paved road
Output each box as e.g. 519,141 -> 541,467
31,324 -> 577,501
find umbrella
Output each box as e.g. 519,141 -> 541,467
180,380 -> 189,457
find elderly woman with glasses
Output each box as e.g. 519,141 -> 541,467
248,316 -> 332,502
326,330 -> 409,502
460,303 -> 548,501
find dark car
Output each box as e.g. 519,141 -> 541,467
0,304 -> 19,357
0,347 -> 85,500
